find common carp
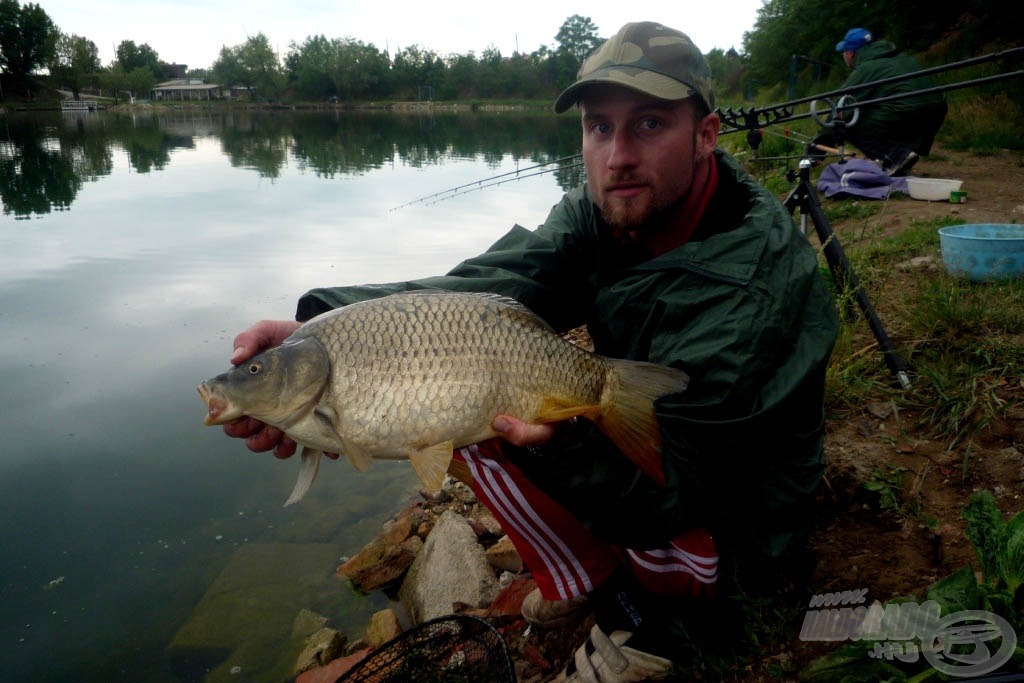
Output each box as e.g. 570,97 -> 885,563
197,291 -> 688,505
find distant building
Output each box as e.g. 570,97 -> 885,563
227,86 -> 254,100
165,63 -> 188,79
152,79 -> 224,101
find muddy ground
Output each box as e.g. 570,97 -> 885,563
784,144 -> 1024,678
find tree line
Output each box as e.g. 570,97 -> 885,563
1,0 -> 1019,107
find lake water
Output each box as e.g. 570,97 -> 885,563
0,107 -> 582,682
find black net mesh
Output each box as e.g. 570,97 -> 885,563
335,614 -> 517,683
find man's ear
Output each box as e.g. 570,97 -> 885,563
697,112 -> 720,159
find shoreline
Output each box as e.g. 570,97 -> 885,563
3,99 -> 550,115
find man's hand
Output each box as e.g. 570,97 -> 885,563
222,417 -> 298,459
222,319 -> 337,461
492,415 -> 559,447
229,319 -> 302,365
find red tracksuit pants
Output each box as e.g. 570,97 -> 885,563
452,441 -> 718,601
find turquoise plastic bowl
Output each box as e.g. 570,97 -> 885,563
938,224 -> 1024,281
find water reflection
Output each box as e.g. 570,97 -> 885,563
1,109 -> 585,219
0,108 -> 582,683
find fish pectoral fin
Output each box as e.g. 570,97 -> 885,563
284,447 -> 323,506
409,441 -> 454,493
343,444 -> 374,472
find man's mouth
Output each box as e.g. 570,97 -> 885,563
605,182 -> 647,198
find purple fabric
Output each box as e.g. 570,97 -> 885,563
816,159 -> 909,199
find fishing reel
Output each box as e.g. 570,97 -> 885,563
809,94 -> 861,130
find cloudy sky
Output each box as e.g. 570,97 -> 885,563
40,0 -> 765,71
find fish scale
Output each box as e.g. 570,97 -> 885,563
198,290 -> 689,505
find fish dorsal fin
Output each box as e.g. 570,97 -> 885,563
465,291 -> 559,333
284,447 -> 322,506
409,441 -> 454,494
463,290 -> 529,310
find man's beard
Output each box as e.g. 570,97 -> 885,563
601,184 -> 684,243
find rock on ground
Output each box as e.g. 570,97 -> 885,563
398,509 -> 501,623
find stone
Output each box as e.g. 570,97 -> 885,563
295,648 -> 372,683
469,510 -> 505,537
364,608 -> 403,648
485,535 -> 523,573
338,535 -> 423,593
294,627 -> 347,675
485,576 -> 537,618
168,542 -> 347,679
398,510 -> 500,624
337,537 -> 389,577
390,504 -> 428,538
291,608 -> 329,638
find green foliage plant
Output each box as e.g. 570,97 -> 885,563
801,490 -> 1024,681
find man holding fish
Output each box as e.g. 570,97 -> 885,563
207,20 -> 838,682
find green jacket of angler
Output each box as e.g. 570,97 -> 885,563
836,39 -> 948,155
296,150 -> 839,563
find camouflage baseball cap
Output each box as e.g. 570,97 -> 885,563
554,21 -> 715,113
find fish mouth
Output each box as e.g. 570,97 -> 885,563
197,383 -> 230,425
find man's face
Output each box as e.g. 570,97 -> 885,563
580,85 -> 717,238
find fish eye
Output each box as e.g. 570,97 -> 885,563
247,362 -> 261,375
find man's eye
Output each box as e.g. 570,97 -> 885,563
639,118 -> 661,130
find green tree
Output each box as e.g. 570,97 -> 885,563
339,39 -> 389,100
115,39 -> 160,75
211,44 -> 244,93
439,52 -> 477,99
97,62 -> 127,102
286,35 -> 390,101
285,34 -> 335,99
0,0 -> 56,89
705,47 -> 747,103
125,65 -> 155,100
391,44 -> 442,100
241,33 -> 284,100
554,15 -> 602,68
48,32 -> 99,99
214,33 -> 283,100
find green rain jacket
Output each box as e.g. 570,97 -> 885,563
839,40 -> 947,155
296,150 -> 838,562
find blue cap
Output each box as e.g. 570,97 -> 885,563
836,28 -> 872,52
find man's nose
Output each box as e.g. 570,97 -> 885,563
607,130 -> 639,168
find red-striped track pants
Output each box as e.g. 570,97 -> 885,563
453,441 -> 718,601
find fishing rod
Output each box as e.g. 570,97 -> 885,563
416,160 -> 586,206
392,46 -> 1022,208
718,46 -> 1023,133
390,155 -> 584,211
720,67 -> 1024,135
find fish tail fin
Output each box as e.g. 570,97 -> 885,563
596,360 -> 689,486
284,447 -> 323,506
